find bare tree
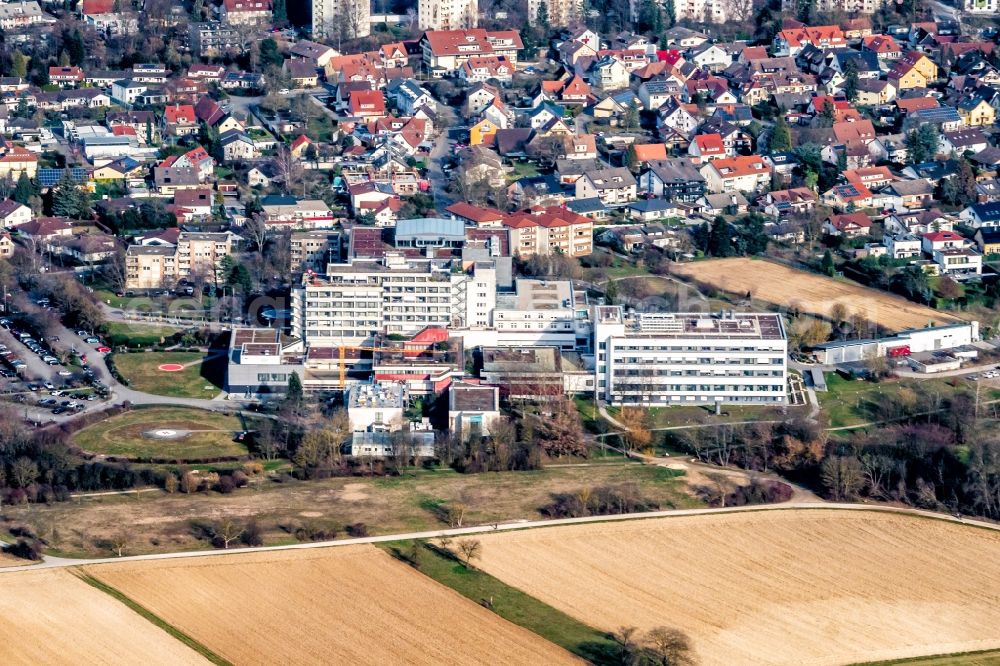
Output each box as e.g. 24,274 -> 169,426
642,626 -> 696,666
273,144 -> 303,194
724,0 -> 755,22
243,212 -> 270,253
457,539 -> 481,567
215,519 -> 244,549
103,246 -> 129,294
447,502 -> 468,528
110,530 -> 130,557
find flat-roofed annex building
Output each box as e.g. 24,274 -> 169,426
593,307 -> 787,406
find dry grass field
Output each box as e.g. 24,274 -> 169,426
473,509 -> 1000,666
673,258 -> 963,331
87,545 -> 580,666
0,568 -> 207,665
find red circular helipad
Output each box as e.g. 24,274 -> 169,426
158,364 -> 184,372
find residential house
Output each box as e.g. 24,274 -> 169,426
688,133 -> 726,164
824,212 -> 873,237
586,55 -> 630,92
639,159 -> 706,202
0,199 -> 30,228
957,95 -> 995,127
574,167 -> 637,205
885,234 -> 923,259
700,156 -> 771,194
162,104 -> 198,138
762,187 -> 817,218
219,130 -> 257,162
961,202 -> 1000,229
284,59 -> 319,88
888,52 -> 938,91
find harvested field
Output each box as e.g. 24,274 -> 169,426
88,545 -> 580,666
473,509 -> 1000,666
0,568 -> 207,665
673,258 -> 962,331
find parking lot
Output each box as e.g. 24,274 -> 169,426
0,316 -> 111,421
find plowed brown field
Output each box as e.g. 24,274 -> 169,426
88,545 -> 579,666
0,568 -> 207,665
473,509 -> 1000,666
673,258 -> 963,331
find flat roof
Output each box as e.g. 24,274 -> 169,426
481,346 -> 561,373
600,310 -> 786,341
496,279 -> 573,311
348,382 -> 404,409
450,384 -> 498,412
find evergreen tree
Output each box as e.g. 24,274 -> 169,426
625,144 -> 639,173
226,262 -> 253,294
905,129 -> 927,165
259,38 -> 283,69
66,29 -> 85,67
836,149 -> 847,173
624,102 -> 639,130
769,116 -> 792,153
535,0 -> 549,29
272,0 -> 288,24
938,158 -> 978,207
818,99 -> 835,128
708,217 -> 732,257
51,173 -> 90,219
286,371 -> 303,405
821,249 -> 835,276
843,59 -> 859,103
10,50 -> 28,79
12,172 -> 35,205
664,0 -> 676,27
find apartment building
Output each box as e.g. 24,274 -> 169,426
503,206 -> 593,258
418,0 -> 477,31
420,29 -> 523,75
781,0 -> 888,12
527,0 -> 580,27
575,167 -> 638,205
593,307 -> 788,406
189,23 -> 244,57
291,254 -> 497,345
290,231 -> 342,273
312,0 -> 371,39
671,0 -> 726,24
125,231 -> 237,289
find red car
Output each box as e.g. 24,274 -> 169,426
96,346 -> 111,353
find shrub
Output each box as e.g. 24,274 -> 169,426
345,522 -> 368,537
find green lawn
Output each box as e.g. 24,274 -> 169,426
854,649 -> 1000,666
72,406 -> 246,460
103,322 -> 183,348
113,351 -> 223,398
380,541 -> 619,664
816,373 -> 978,428
508,160 -> 541,180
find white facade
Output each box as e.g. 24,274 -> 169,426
671,0 -> 726,24
814,322 -> 980,365
593,307 -> 787,406
418,0 -> 477,30
291,254 -> 497,345
312,0 -> 371,39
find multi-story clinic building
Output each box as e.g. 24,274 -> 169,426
593,307 -> 787,406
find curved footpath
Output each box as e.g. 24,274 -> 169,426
1,501 -> 995,573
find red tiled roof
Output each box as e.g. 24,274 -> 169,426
81,0 -> 115,15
